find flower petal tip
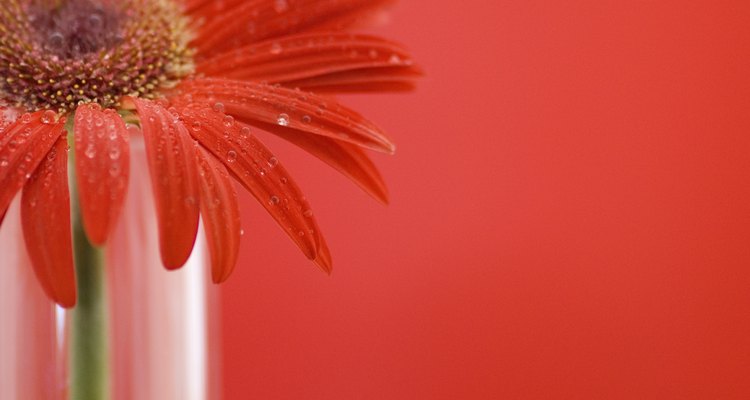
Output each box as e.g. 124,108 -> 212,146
314,241 -> 333,274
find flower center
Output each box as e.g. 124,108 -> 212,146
0,0 -> 194,113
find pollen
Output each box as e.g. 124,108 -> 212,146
0,0 -> 194,113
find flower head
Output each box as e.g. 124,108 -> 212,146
0,0 -> 420,307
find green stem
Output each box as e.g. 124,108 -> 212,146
70,217 -> 109,400
68,129 -> 110,399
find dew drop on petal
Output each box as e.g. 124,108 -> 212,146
41,110 -> 56,124
223,115 -> 234,127
301,115 -> 312,124
85,144 -> 96,159
269,195 -> 280,205
277,113 -> 290,126
226,150 -> 237,163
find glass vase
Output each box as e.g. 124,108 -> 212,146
0,138 -> 221,400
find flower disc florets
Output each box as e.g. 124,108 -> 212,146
0,0 -> 193,113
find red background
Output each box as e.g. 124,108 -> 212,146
221,1 -> 750,399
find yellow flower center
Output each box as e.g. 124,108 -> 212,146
0,0 -> 194,113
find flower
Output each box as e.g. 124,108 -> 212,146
0,0 -> 420,308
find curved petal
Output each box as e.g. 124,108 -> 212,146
73,104 -> 131,245
175,102 -> 332,272
192,0 -> 395,58
284,65 -> 422,93
127,98 -> 201,270
197,33 -> 421,93
0,111 -> 66,231
252,120 -> 389,204
195,146 -> 242,283
21,137 -> 76,308
171,78 -> 395,153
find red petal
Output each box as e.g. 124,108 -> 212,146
0,111 -> 65,228
171,78 -> 395,153
197,33 -> 421,93
253,120 -> 389,204
194,146 -> 242,283
193,0 -> 395,58
73,104 -> 130,245
175,102 -> 332,272
127,98 -> 200,269
21,137 -> 76,308
284,65 -> 422,93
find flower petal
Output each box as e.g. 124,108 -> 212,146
252,120 -> 389,204
175,102 -> 332,272
73,104 -> 130,245
284,65 -> 422,93
197,33 -> 421,93
127,98 -> 201,270
193,0 -> 395,58
194,146 -> 242,283
172,78 -> 395,153
21,137 -> 76,308
0,111 -> 65,231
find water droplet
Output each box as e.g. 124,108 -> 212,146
269,195 -> 280,205
303,209 -> 313,218
47,32 -> 65,49
223,115 -> 235,127
239,126 -> 251,138
41,110 -> 56,124
226,150 -> 237,163
277,113 -> 290,126
268,157 -> 278,168
109,147 -> 121,160
213,102 -> 225,113
85,144 -> 96,159
301,115 -> 312,124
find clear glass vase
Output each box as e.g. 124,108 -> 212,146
105,138 -> 221,400
0,200 -> 67,400
0,139 -> 220,400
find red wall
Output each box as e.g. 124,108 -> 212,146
222,1 -> 750,398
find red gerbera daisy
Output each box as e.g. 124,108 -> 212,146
0,0 -> 420,308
